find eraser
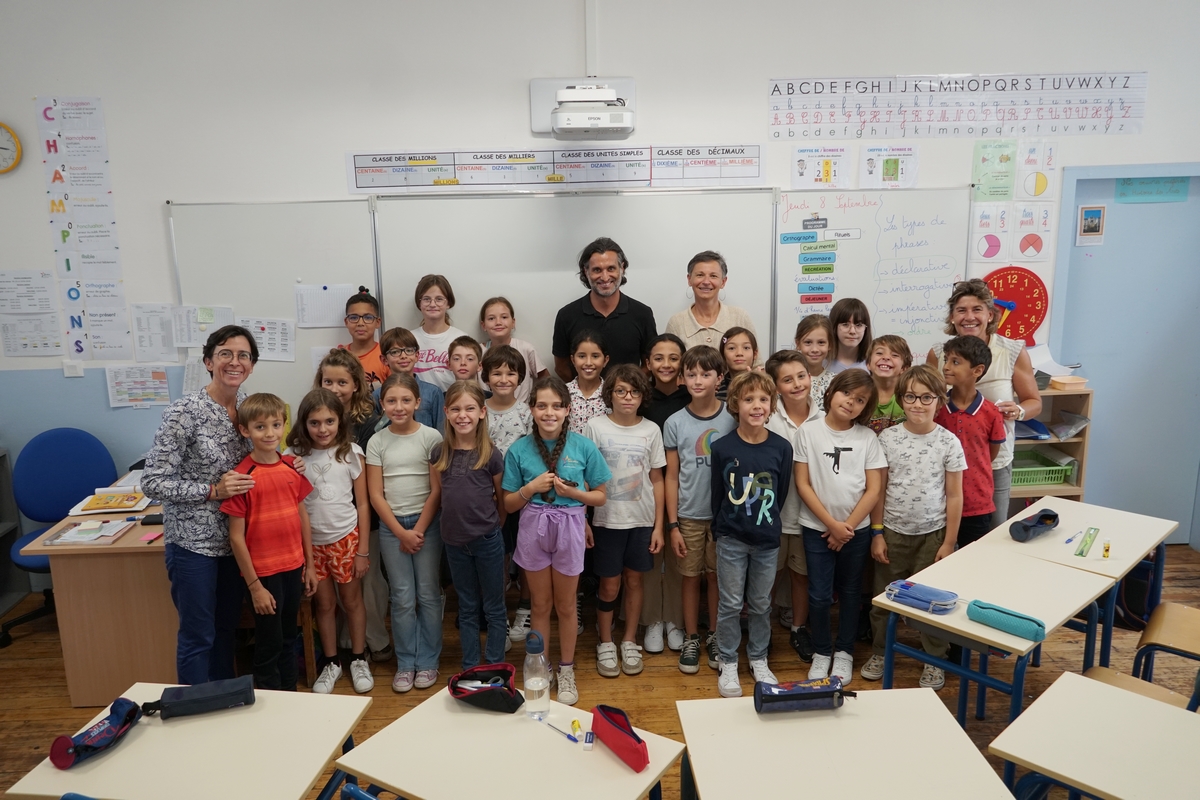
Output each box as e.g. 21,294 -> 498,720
583,730 -> 594,750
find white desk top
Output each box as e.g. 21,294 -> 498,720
7,682 -> 371,800
973,498 -> 1178,580
989,671 -> 1200,800
336,688 -> 684,800
872,543 -> 1115,655
677,688 -> 1010,798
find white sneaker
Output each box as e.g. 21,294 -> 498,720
860,654 -> 885,681
779,606 -> 793,629
665,622 -> 685,651
508,607 -> 531,642
557,664 -> 579,705
920,663 -> 946,690
831,650 -> 854,685
620,641 -> 644,675
597,641 -> 620,677
349,658 -> 374,693
749,658 -> 777,685
313,661 -> 342,694
643,621 -> 665,654
717,662 -> 742,697
504,635 -> 513,653
809,653 -> 831,680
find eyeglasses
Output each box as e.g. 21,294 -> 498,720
902,393 -> 938,406
345,314 -> 378,324
214,350 -> 253,363
612,388 -> 643,399
385,347 -> 418,358
838,322 -> 867,331
419,296 -> 448,307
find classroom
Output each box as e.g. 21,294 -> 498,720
2,2 -> 1199,798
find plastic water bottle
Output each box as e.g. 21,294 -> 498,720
523,631 -> 551,720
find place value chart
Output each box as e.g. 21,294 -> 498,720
347,145 -> 761,193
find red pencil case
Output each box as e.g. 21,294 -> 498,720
590,704 -> 649,773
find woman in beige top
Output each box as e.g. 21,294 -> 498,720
927,278 -> 1042,527
665,250 -> 761,366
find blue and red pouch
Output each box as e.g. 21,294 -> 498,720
754,676 -> 856,713
50,697 -> 142,769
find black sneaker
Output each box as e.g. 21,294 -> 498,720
856,610 -> 873,643
789,625 -> 815,663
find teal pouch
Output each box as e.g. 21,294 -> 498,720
966,599 -> 1046,642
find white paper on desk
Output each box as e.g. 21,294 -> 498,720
106,365 -> 171,408
296,284 -> 357,328
171,305 -> 234,348
109,469 -> 143,489
132,303 -> 179,363
238,316 -> 296,362
0,270 -> 56,313
87,308 -> 133,360
1028,344 -> 1075,377
0,312 -> 64,356
183,357 -> 207,394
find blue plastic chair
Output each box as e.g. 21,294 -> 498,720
1,428 -> 116,648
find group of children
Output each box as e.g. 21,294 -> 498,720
226,282 -> 1009,705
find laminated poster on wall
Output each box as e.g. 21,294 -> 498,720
1015,140 -> 1057,200
86,307 -> 133,361
57,250 -> 122,280
106,365 -> 171,409
792,147 -> 852,190
183,358 -> 207,395
1012,203 -> 1054,261
132,304 -> 180,363
237,317 -> 296,362
296,284 -> 358,328
0,312 -> 64,357
971,140 -> 1017,201
0,271 -> 57,314
859,145 -> 918,190
968,203 -> 1010,264
171,305 -> 235,348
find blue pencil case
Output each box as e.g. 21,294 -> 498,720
884,580 -> 958,615
966,599 -> 1046,642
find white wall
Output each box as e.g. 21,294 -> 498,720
0,0 -> 1197,374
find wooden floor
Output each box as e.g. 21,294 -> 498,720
3,545 -> 1199,799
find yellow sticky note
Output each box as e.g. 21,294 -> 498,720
197,307 -> 215,324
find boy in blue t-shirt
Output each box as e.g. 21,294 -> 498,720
708,371 -> 793,698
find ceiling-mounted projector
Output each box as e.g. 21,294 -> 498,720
550,84 -> 635,140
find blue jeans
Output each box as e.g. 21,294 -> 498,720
802,526 -> 872,657
377,512 -> 444,672
164,543 -> 243,685
444,529 -> 508,670
715,537 -> 777,664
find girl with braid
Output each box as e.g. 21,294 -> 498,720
502,376 -> 611,706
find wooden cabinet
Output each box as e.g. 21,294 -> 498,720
1010,387 -> 1093,501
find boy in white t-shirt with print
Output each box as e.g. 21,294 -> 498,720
860,364 -> 965,690
764,350 -> 823,664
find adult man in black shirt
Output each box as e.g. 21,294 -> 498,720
552,236 -> 658,380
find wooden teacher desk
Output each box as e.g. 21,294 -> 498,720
7,682 -> 371,800
20,510 -> 176,707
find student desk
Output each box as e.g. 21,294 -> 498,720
973,498 -> 1178,666
6,681 -> 372,800
874,545 -> 1113,785
989,671 -> 1200,799
20,510 -> 176,707
676,688 -> 1011,799
335,688 -> 685,800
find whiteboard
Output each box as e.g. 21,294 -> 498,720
774,189 -> 970,359
170,200 -> 376,406
375,190 -> 777,364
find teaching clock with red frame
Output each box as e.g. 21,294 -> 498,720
985,266 -> 1048,346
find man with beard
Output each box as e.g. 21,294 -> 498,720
552,237 -> 658,380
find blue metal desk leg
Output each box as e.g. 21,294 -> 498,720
976,650 -> 988,721
1031,643 -> 1041,668
1100,583 -> 1117,668
882,612 -> 898,689
1003,654 -> 1031,789
317,736 -> 356,800
1082,601 -> 1098,672
1151,542 -> 1166,613
650,780 -> 662,800
956,646 -> 971,727
680,750 -> 697,800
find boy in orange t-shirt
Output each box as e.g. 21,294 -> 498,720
222,393 -> 318,690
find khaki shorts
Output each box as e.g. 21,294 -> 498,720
776,531 -> 808,575
676,518 -> 717,577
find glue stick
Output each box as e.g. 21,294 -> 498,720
1102,539 -> 1111,559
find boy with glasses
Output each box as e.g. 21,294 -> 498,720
341,286 -> 385,388
859,365 -> 966,689
375,327 -> 445,433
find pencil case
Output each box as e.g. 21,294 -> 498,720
966,599 -> 1046,642
754,676 -> 856,713
1009,509 -> 1059,542
448,663 -> 524,714
591,705 -> 649,772
884,580 -> 959,615
140,675 -> 255,720
50,697 -> 142,769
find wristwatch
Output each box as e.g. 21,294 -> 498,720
666,521 -> 680,531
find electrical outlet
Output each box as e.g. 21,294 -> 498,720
63,360 -> 85,378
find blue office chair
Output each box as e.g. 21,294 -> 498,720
1,428 -> 116,648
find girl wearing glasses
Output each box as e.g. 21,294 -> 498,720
827,297 -> 873,375
412,274 -> 467,391
341,287 -> 385,389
